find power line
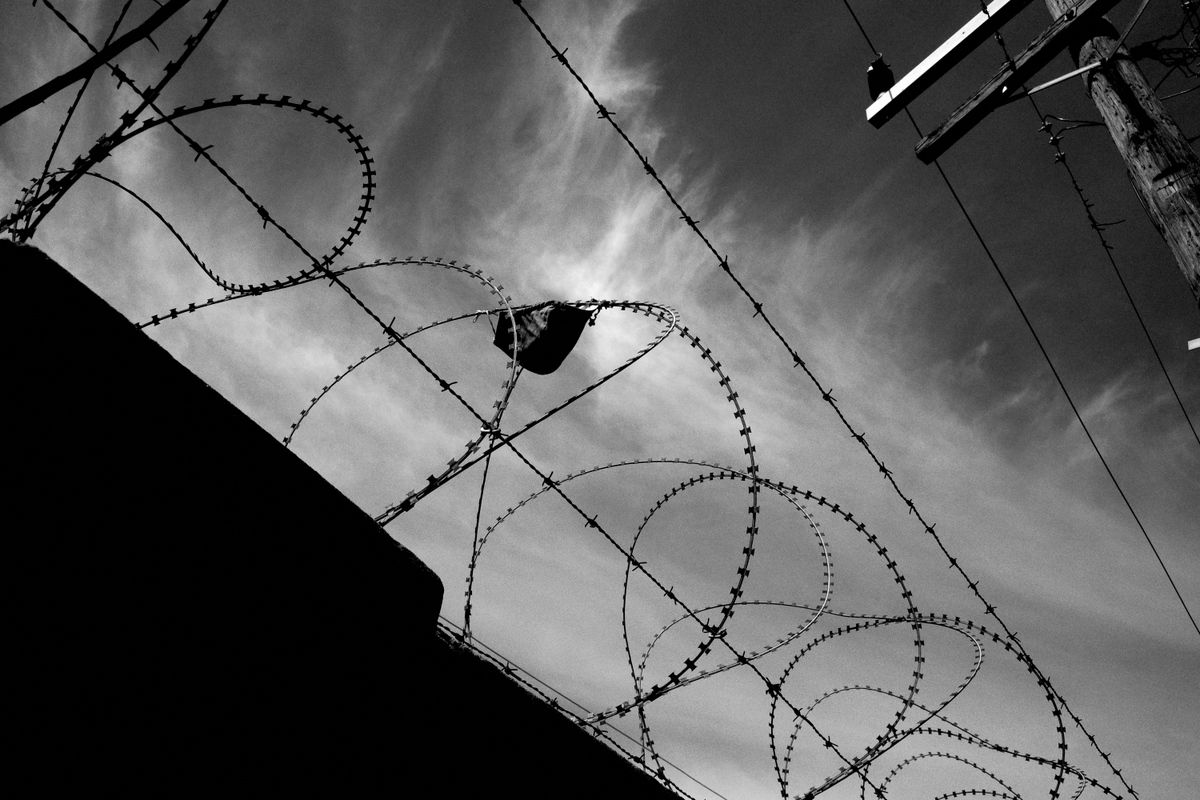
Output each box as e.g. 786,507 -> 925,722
839,0 -> 880,55
912,109 -> 1199,643
991,3 -> 1199,452
977,0 -> 1200,633
841,0 -> 1200,792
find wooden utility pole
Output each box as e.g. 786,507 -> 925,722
889,2 -> 1200,307
1044,0 -> 1200,306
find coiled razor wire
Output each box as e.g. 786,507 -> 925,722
0,3 -> 1138,798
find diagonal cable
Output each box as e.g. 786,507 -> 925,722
23,1 -> 135,237
978,0 -> 1200,635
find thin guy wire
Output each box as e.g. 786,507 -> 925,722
862,0 -> 1195,791
919,109 -> 1200,645
1159,81 -> 1200,97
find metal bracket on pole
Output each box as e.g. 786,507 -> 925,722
866,0 -> 1036,129
999,60 -> 1102,104
914,0 -> 1122,163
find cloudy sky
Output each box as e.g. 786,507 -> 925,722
3,1 -> 1197,798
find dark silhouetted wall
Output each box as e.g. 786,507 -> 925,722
8,241 -> 676,797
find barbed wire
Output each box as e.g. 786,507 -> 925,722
20,1 -> 135,240
0,2 -> 1152,797
505,1 -> 1143,797
5,5 -> 885,796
